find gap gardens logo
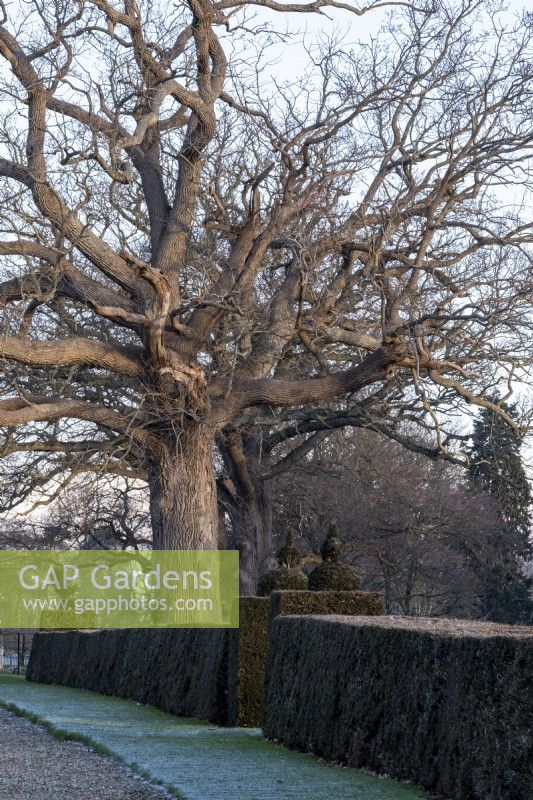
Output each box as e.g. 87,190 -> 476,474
0,551 -> 239,629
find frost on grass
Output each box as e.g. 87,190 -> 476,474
0,674 -> 427,800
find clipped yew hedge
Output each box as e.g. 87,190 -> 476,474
26,589 -> 383,727
27,626 -> 234,723
269,589 -> 383,621
227,596 -> 270,726
27,598 -> 270,726
263,614 -> 533,800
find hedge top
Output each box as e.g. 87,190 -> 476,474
281,614 -> 533,639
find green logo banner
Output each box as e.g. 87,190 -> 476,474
0,550 -> 239,629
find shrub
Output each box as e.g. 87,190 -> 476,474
308,562 -> 361,591
257,568 -> 307,597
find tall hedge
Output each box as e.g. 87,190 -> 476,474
27,589 -> 383,727
27,626 -> 233,723
263,614 -> 533,800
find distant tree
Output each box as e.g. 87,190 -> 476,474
469,403 -> 533,624
0,476 -> 151,551
273,427 -> 488,617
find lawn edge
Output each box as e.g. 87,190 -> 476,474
0,696 -> 185,800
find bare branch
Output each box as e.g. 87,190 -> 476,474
0,336 -> 144,376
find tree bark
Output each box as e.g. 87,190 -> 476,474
228,480 -> 274,595
148,424 -> 218,550
218,429 -> 275,594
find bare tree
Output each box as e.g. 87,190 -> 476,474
0,472 -> 150,549
0,0 -> 532,590
273,427 -> 527,618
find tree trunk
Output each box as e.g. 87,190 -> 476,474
404,554 -> 416,616
148,424 -> 218,550
378,554 -> 394,614
228,481 -> 273,595
218,428 -> 275,594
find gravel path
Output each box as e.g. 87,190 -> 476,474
0,707 -> 173,800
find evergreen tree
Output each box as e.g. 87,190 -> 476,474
469,401 -> 532,624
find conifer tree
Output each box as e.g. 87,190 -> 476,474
469,402 -> 532,623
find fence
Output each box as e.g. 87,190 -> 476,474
0,631 -> 34,674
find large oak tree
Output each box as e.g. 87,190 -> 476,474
0,0 -> 531,589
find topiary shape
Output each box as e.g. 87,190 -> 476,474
257,567 -> 308,596
308,522 -> 361,591
257,532 -> 307,595
320,520 -> 344,562
276,531 -> 302,569
308,561 -> 361,591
